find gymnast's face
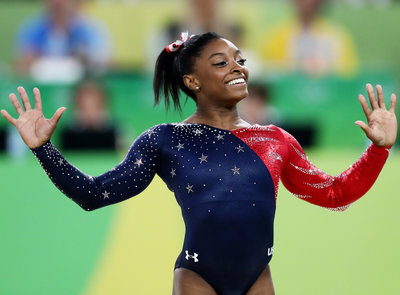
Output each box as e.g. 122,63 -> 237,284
184,38 -> 249,107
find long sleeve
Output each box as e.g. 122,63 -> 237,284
31,124 -> 166,211
280,128 -> 391,211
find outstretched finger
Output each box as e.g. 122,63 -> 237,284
389,94 -> 397,113
17,86 -> 32,111
366,83 -> 379,110
33,87 -> 42,112
9,93 -> 24,115
355,120 -> 371,137
1,109 -> 17,126
376,85 -> 386,109
49,107 -> 67,127
358,94 -> 372,118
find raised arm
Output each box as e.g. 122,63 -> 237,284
30,125 -> 164,211
280,84 -> 397,211
1,87 -> 165,211
280,131 -> 391,211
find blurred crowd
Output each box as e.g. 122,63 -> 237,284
11,0 -> 361,78
0,0 -> 399,155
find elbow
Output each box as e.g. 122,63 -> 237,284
81,205 -> 97,212
77,201 -> 102,212
322,204 -> 351,212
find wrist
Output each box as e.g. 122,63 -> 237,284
30,140 -> 51,152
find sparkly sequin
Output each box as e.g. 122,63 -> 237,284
291,143 -> 308,160
290,162 -> 324,175
269,152 -> 283,162
292,193 -> 312,199
320,204 -> 350,212
303,178 -> 334,189
247,137 -> 280,144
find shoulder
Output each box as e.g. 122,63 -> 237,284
256,124 -> 300,146
130,123 -> 169,146
139,123 -> 169,137
252,124 -> 285,135
140,122 -> 203,136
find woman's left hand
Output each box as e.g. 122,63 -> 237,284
355,83 -> 397,147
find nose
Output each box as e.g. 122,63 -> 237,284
231,59 -> 245,74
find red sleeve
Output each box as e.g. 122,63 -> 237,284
279,128 -> 391,211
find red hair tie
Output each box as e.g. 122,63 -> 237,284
166,32 -> 194,52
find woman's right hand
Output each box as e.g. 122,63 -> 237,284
1,86 -> 66,149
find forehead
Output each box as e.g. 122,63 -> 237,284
200,38 -> 241,58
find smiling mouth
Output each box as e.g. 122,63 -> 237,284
226,78 -> 246,86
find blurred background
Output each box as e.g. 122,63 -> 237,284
0,0 -> 399,294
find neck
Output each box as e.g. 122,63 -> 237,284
184,104 -> 250,130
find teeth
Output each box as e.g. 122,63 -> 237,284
227,78 -> 245,85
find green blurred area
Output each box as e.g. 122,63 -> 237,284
0,153 -> 117,295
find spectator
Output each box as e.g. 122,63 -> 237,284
60,79 -> 119,151
260,0 -> 359,77
14,0 -> 112,80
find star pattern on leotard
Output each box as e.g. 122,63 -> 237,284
186,183 -> 194,193
231,165 -> 240,175
146,129 -> 156,138
193,129 -> 203,136
235,144 -> 244,153
216,134 -> 224,141
176,143 -> 185,151
167,123 -> 275,207
102,191 -> 110,199
134,158 -> 143,167
198,153 -> 208,164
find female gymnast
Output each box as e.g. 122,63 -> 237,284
1,32 -> 397,295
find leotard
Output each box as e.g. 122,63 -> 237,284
31,123 -> 390,295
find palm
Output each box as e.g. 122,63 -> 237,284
1,87 -> 66,149
355,84 -> 397,147
15,109 -> 54,147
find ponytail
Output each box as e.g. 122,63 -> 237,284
153,49 -> 182,111
153,32 -> 221,112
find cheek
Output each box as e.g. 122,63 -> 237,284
243,67 -> 249,79
198,70 -> 225,89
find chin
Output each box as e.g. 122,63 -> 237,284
225,90 -> 248,106
234,89 -> 249,100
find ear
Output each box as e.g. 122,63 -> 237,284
183,74 -> 200,92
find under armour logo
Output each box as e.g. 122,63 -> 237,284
267,246 -> 274,256
185,250 -> 199,262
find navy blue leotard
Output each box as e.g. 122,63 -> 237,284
31,123 -> 390,295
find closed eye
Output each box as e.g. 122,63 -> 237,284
213,61 -> 228,67
237,59 -> 247,65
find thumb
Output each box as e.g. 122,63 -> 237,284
50,107 -> 67,126
354,120 -> 370,136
